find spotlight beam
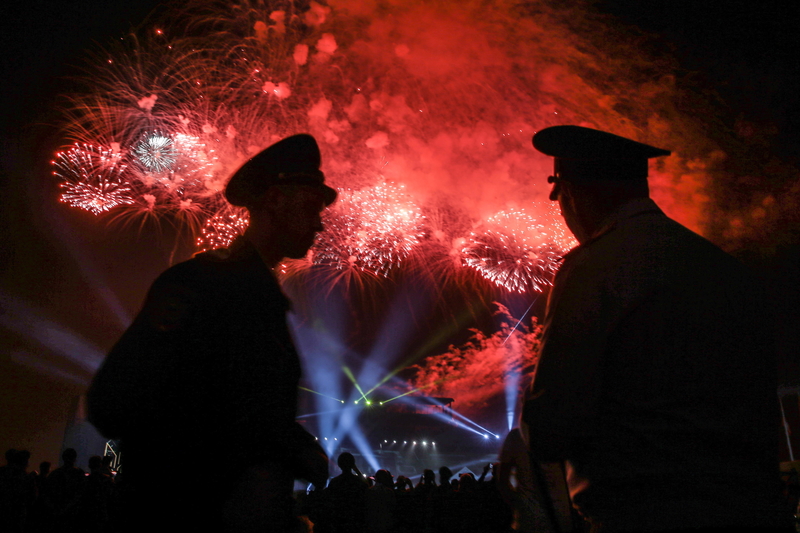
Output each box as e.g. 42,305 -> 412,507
297,407 -> 355,419
448,408 -> 500,438
10,350 -> 91,387
503,297 -> 538,344
1,291 -> 105,373
399,394 -> 501,438
342,366 -> 369,403
364,307 -> 478,392
379,380 -> 443,405
500,299 -> 536,430
380,388 -> 422,404
299,386 -> 345,403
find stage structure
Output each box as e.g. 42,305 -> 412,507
300,393 -> 505,477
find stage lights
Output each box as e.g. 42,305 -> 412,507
354,399 -> 375,405
383,439 -> 435,446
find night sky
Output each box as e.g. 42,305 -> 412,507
2,0 -> 798,468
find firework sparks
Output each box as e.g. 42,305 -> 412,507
132,132 -> 218,191
53,0 -> 719,293
196,209 -> 250,252
133,132 -> 176,172
313,182 -> 425,277
54,144 -> 134,215
462,204 -> 577,293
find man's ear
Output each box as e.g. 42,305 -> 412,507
249,185 -> 284,212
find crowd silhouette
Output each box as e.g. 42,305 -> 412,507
1,447 -> 516,533
302,457 -> 512,533
4,446 -> 800,532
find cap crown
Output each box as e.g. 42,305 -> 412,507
532,125 -> 670,181
225,133 -> 336,206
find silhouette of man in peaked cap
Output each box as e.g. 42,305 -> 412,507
88,133 -> 336,532
521,125 -> 792,532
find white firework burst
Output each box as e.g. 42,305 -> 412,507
133,132 -> 177,172
461,205 -> 576,293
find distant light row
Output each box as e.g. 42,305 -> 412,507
314,437 -> 438,446
316,435 -> 500,443
382,440 -> 436,446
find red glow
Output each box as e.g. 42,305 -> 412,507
54,0 -> 724,292
410,304 -> 543,417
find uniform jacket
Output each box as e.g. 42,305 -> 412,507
522,198 -> 786,529
88,237 -> 317,479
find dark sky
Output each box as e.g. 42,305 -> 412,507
602,0 -> 799,161
2,0 -> 798,466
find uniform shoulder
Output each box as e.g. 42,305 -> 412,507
139,254 -> 241,331
152,249 -> 242,288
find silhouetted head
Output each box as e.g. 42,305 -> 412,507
6,449 -> 30,469
16,450 -> 30,469
337,452 -> 356,472
375,469 -> 393,488
532,125 -> 670,243
231,135 -> 339,265
439,466 -> 452,484
4,448 -> 17,465
459,472 -> 476,491
88,456 -> 102,472
61,448 -> 78,466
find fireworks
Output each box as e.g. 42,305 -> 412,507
138,132 -> 219,193
461,205 -> 577,293
52,0 -> 714,293
54,144 -> 134,215
133,133 -> 176,172
313,182 -> 425,277
196,209 -> 250,252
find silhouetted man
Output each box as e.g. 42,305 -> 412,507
87,134 -> 335,532
325,452 -> 368,532
47,448 -> 85,532
522,125 -> 791,532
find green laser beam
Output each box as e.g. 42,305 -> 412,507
298,387 -> 345,403
342,366 -> 369,402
